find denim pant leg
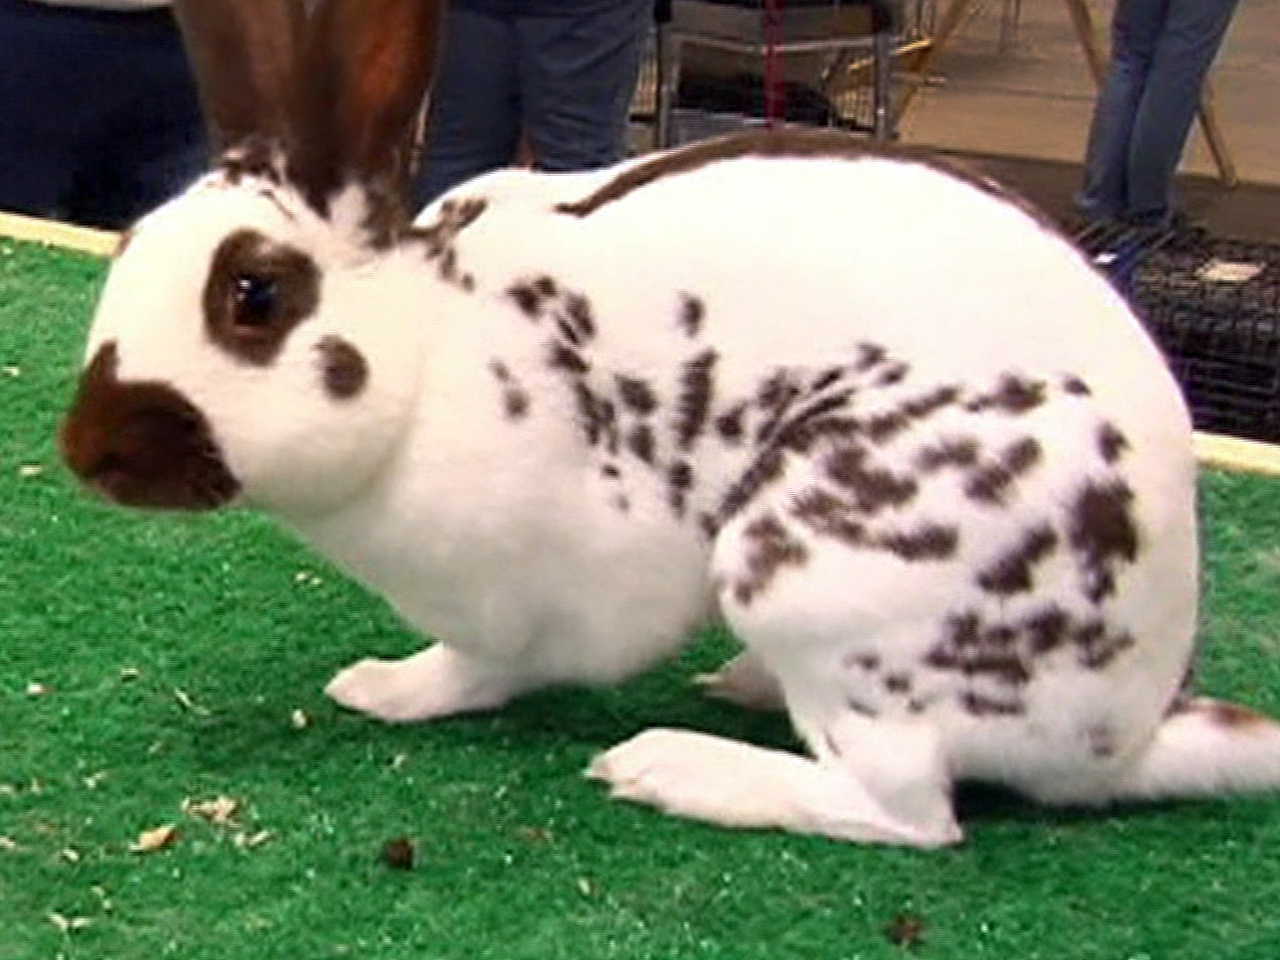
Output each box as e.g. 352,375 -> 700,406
414,2 -> 522,209
0,0 -> 205,227
1123,0 -> 1240,220
516,0 -> 650,173
66,10 -> 206,228
0,0 -> 102,218
1076,0 -> 1168,219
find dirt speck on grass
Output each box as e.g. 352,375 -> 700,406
884,912 -> 926,949
515,825 -> 553,844
381,837 -> 415,870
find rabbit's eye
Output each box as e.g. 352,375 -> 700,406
232,273 -> 279,328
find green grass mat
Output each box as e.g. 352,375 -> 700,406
4,237 -> 1280,960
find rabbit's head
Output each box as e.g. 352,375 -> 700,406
61,0 -> 442,516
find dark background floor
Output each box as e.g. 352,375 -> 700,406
957,152 -> 1280,244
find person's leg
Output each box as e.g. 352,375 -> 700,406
67,7 -> 207,229
1122,0 -> 1240,223
413,0 -> 521,208
1075,0 -> 1169,220
517,0 -> 650,173
0,0 -> 100,219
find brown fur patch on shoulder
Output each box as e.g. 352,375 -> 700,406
731,512 -> 809,606
408,197 -> 488,282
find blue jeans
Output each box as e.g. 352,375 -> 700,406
414,0 -> 651,207
1077,0 -> 1239,224
0,0 -> 207,228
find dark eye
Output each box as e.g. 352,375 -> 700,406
232,273 -> 279,328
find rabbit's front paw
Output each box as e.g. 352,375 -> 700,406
325,644 -> 526,722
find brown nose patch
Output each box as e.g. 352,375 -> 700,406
60,341 -> 240,511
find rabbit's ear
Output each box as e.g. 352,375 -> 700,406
172,0 -> 306,153
291,0 -> 443,221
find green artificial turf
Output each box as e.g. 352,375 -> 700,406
4,235 -> 1280,960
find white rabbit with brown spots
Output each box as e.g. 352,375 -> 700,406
60,0 -> 1280,847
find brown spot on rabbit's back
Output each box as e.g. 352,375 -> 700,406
679,294 -> 705,337
616,374 -> 658,415
1062,376 -> 1092,396
963,436 -> 1042,504
1097,422 -> 1129,463
976,524 -> 1059,596
1069,478 -> 1139,603
965,373 -> 1046,414
489,361 -> 532,420
667,460 -> 695,516
508,282 -> 543,319
674,349 -> 718,449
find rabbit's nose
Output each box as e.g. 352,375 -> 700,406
60,341 -> 240,511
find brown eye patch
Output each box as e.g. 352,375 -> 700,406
317,336 -> 368,400
203,229 -> 321,366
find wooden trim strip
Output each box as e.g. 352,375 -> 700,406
1194,431 -> 1280,477
0,211 -> 119,257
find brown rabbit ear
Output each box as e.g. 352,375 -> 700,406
172,0 -> 307,154
290,0 -> 443,234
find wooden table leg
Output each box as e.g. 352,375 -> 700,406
1197,77 -> 1239,189
890,0 -> 977,127
1063,0 -> 1105,84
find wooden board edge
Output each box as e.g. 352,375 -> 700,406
0,211 -> 118,257
1194,432 -> 1280,478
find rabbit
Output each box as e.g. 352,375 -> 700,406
59,0 -> 1280,847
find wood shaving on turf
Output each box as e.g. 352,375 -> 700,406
183,796 -> 239,825
130,824 -> 178,853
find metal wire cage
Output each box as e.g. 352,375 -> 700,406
1132,237 -> 1280,443
630,0 -> 908,149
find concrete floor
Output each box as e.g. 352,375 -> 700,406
898,0 -> 1280,238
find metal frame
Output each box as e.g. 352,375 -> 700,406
652,0 -> 900,147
